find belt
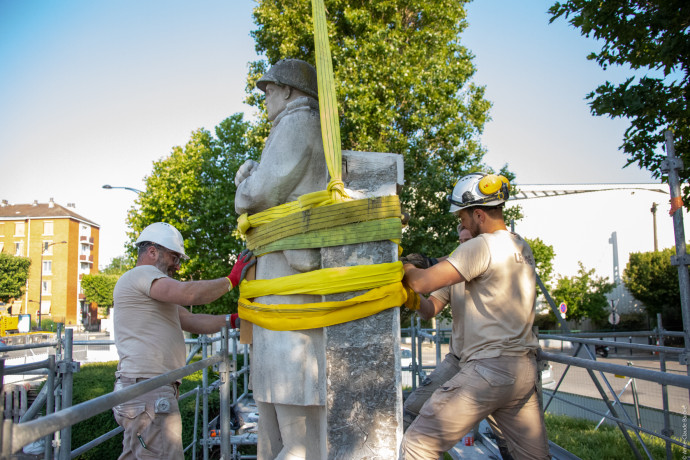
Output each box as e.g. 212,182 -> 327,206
116,376 -> 181,390
116,376 -> 150,384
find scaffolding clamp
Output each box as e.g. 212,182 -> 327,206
670,254 -> 690,266
57,361 -> 80,373
660,157 -> 683,173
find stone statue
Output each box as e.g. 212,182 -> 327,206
235,59 -> 329,460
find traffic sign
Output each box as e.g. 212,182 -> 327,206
608,312 -> 621,325
559,302 -> 567,315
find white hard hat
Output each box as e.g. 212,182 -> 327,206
447,172 -> 511,213
135,222 -> 189,259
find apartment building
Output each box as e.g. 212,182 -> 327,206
0,198 -> 100,328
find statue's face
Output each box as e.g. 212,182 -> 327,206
264,83 -> 291,121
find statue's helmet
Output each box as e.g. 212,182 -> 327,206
256,59 -> 318,99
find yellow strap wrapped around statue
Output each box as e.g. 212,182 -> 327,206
245,196 -> 401,251
238,282 -> 408,330
252,218 -> 401,256
240,262 -> 403,298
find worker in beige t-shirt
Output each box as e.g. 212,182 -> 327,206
401,173 -> 549,460
112,222 -> 253,460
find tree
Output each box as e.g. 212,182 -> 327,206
81,274 -> 119,316
552,261 -> 614,325
127,114 -> 258,315
623,247 -> 683,329
525,237 -> 556,291
549,1 -> 690,204
248,0 -> 493,257
0,253 -> 31,303
101,255 -> 132,276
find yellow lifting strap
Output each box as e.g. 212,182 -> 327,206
245,195 -> 401,251
241,262 -> 403,298
312,0 -> 345,204
251,218 -> 402,256
239,282 -> 407,331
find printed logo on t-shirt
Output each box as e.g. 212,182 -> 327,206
514,252 -> 535,266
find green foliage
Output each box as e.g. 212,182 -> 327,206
534,312 -> 559,331
81,274 -> 119,314
38,318 -> 59,332
549,1 -> 690,205
101,255 -> 133,275
0,253 -> 31,303
552,261 -> 614,325
249,0 -> 494,257
127,114 -> 259,315
623,247 -> 684,329
525,237 -> 556,290
544,413 -> 686,459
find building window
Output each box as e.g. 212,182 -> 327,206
43,241 -> 53,255
43,260 -> 52,275
40,301 -> 51,316
0,242 -> 4,253
80,243 -> 89,255
14,242 -> 23,256
80,262 -> 90,273
43,221 -> 53,235
15,222 -> 25,237
42,280 -> 51,295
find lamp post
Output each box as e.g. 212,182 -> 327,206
102,184 -> 143,194
38,240 -> 66,330
651,202 -> 659,252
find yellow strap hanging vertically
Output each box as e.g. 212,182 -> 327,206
312,0 -> 346,203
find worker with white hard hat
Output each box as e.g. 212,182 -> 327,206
401,173 -> 550,460
112,222 -> 254,459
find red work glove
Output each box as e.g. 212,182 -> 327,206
228,313 -> 240,329
227,249 -> 256,289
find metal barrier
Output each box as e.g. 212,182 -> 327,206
0,325 -> 252,460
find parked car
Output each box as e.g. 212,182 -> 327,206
541,363 -> 556,390
400,348 -> 412,369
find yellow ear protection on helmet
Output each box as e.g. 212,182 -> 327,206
478,174 -> 510,201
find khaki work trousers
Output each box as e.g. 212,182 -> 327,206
402,354 -> 550,460
113,378 -> 182,460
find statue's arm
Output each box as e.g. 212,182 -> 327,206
235,111 -> 318,214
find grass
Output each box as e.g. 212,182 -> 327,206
545,413 -> 687,460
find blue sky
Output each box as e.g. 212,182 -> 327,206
0,0 -> 659,268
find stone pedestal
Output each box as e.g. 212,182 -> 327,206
322,150 -> 404,459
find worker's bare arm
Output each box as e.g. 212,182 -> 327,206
149,277 -> 231,306
418,295 -> 447,321
177,306 -> 226,334
403,260 -> 464,295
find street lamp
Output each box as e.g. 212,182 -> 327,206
102,184 -> 143,194
38,240 -> 67,330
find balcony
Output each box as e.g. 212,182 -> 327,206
80,236 -> 94,245
78,293 -> 86,300
79,255 -> 93,264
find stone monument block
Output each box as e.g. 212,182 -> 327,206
322,150 -> 404,459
